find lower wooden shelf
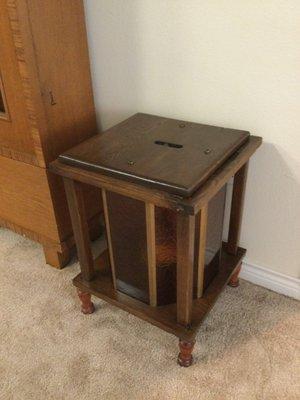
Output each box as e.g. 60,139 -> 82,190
73,244 -> 246,340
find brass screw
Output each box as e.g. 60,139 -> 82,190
204,148 -> 212,155
127,160 -> 135,166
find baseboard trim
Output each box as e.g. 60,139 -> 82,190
240,260 -> 300,300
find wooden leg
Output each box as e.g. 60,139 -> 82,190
177,339 -> 195,367
43,245 -> 71,269
77,289 -> 95,314
228,264 -> 242,287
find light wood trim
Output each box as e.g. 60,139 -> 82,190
145,203 -> 157,307
0,145 -> 38,165
101,189 -> 117,289
197,205 -> 208,298
0,154 -> 59,239
19,0 -> 97,163
6,0 -> 47,167
176,213 -> 195,326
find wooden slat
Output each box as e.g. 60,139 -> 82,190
227,162 -> 249,255
50,159 -> 181,212
101,189 -> 117,289
145,203 -> 157,307
63,178 -> 94,281
176,213 -> 195,326
197,205 -> 208,298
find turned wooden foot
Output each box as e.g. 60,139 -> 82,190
177,339 -> 195,367
77,289 -> 95,314
228,264 -> 242,287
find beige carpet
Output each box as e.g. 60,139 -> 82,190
0,228 -> 299,400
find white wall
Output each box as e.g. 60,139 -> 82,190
84,0 -> 300,279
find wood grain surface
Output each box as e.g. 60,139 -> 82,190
59,113 -> 249,197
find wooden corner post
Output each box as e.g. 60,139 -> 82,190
197,205 -> 208,298
63,178 -> 95,281
176,211 -> 195,327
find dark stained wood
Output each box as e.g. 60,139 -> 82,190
180,137 -> 262,214
105,191 -> 149,303
228,263 -> 242,287
101,189 -> 117,289
51,158 -> 181,212
51,114 -> 261,364
50,136 -> 262,216
178,339 -> 195,367
59,113 -> 249,197
63,178 -> 95,281
227,163 -> 249,255
176,213 -> 195,326
77,289 -> 95,314
73,244 -> 246,340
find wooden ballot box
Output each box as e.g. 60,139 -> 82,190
50,113 -> 262,367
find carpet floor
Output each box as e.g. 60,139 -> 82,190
0,228 -> 299,400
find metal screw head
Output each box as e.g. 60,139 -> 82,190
127,160 -> 135,166
179,123 -> 186,128
204,148 -> 212,155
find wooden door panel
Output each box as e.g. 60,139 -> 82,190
26,0 -> 97,161
0,154 -> 59,241
0,2 -> 36,162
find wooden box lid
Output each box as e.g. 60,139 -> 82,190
59,113 -> 249,197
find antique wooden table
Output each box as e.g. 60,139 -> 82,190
50,113 -> 262,367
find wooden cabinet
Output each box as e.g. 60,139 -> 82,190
50,113 -> 262,366
0,0 -> 101,267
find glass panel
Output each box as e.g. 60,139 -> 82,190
155,186 -> 227,305
206,185 -> 227,264
155,207 -> 177,306
105,187 -> 226,306
106,191 -> 149,304
194,185 -> 227,294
